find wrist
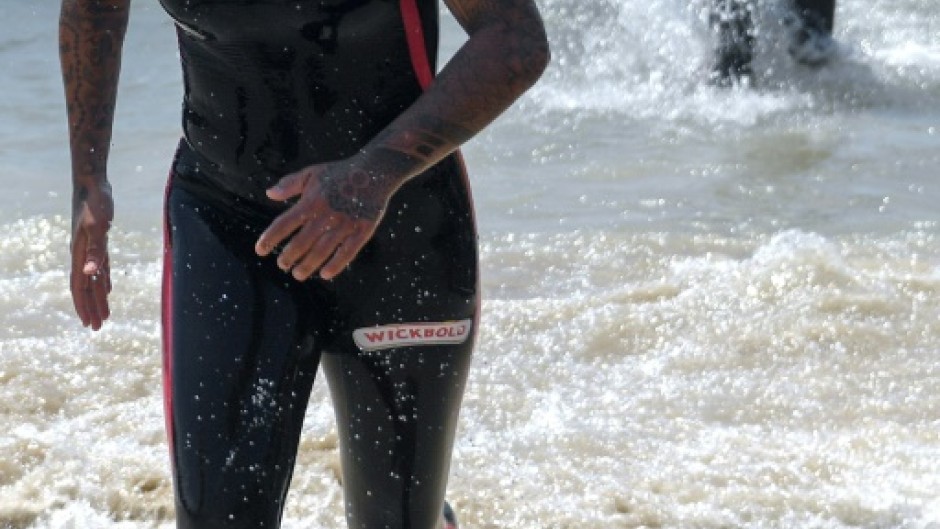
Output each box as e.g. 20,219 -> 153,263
72,174 -> 111,188
349,145 -> 418,191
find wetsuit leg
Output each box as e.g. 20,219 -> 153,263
322,339 -> 475,529
792,0 -> 835,33
163,184 -> 329,529
710,0 -> 756,85
163,153 -> 477,529
786,0 -> 836,65
320,156 -> 479,529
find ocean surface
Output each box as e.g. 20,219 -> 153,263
1,0 -> 938,528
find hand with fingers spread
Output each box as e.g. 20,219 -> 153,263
69,181 -> 114,330
255,161 -> 402,281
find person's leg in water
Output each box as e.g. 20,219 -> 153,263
321,338 -> 474,529
321,156 -> 479,529
709,0 -> 837,85
709,0 -> 757,86
786,0 -> 837,66
164,183 -> 329,529
163,153 -> 478,529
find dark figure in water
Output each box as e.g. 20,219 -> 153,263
710,0 -> 837,86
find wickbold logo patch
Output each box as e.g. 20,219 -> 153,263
353,319 -> 473,351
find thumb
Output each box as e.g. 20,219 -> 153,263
80,234 -> 107,277
82,259 -> 100,276
82,254 -> 104,277
267,170 -> 312,201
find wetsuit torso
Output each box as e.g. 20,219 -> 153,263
160,0 -> 440,213
156,2 -> 479,528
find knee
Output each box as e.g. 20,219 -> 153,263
175,498 -> 281,529
173,469 -> 283,529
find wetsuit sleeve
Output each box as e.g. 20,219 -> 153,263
59,0 -> 130,330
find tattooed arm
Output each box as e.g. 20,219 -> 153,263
60,0 -> 131,330
257,0 -> 550,281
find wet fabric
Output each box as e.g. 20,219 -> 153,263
156,1 -> 479,527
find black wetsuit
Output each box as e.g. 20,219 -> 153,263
156,1 -> 479,528
711,0 -> 836,82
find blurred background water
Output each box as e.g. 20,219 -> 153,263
1,1 -> 938,528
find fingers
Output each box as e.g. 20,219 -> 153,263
266,169 -> 310,202
255,208 -> 304,257
274,215 -> 341,270
289,226 -> 372,281
71,260 -> 111,331
258,206 -> 375,281
70,228 -> 112,331
257,165 -> 385,281
288,225 -> 350,280
274,216 -> 357,281
258,169 -> 333,257
319,230 -> 374,280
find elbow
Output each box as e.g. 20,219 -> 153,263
527,32 -> 551,85
519,26 -> 551,88
478,14 -> 550,90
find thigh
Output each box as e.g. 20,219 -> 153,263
322,339 -> 475,529
320,156 -> 480,529
163,185 -> 324,529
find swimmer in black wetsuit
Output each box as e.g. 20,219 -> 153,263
59,1 -> 549,528
710,0 -> 837,86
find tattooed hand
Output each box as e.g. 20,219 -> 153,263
70,181 -> 114,330
60,0 -> 129,329
255,161 -> 401,281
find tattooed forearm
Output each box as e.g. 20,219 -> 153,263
438,0 -> 550,128
384,115 -> 474,156
370,115 -> 473,168
317,139 -> 430,220
324,115 -> 474,220
354,0 -> 548,190
59,0 -> 130,184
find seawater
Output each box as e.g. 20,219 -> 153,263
1,1 -> 938,528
